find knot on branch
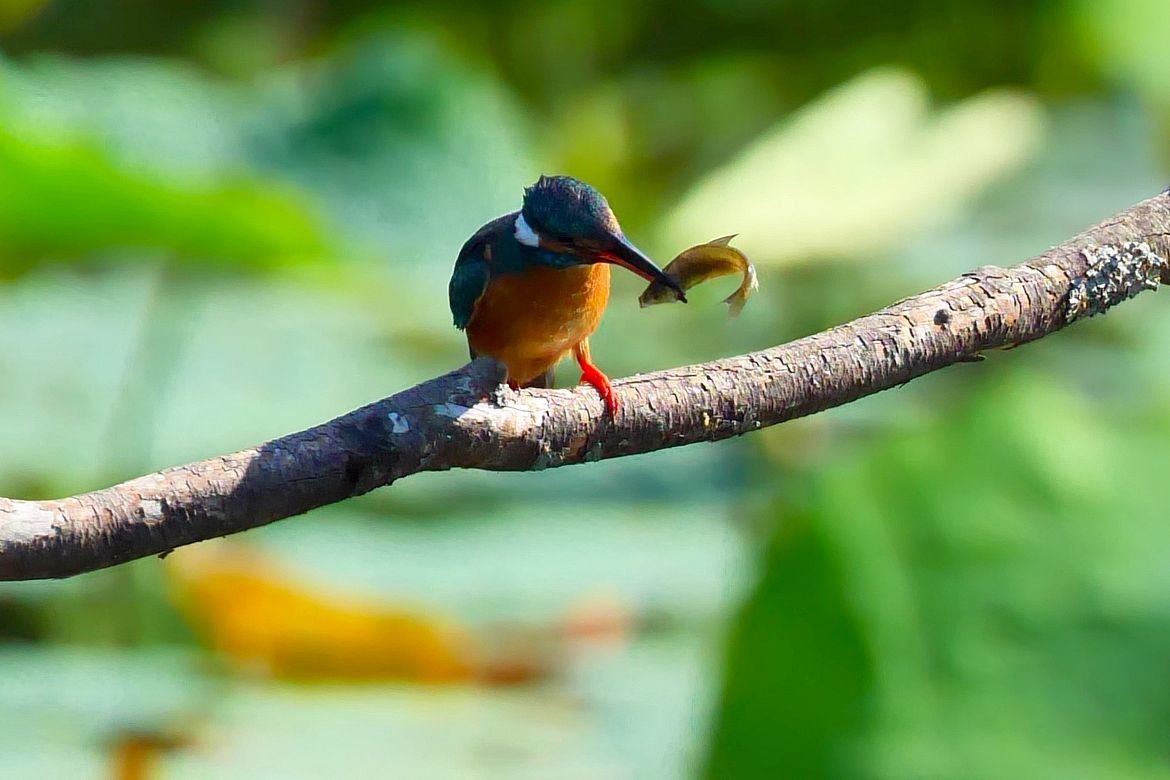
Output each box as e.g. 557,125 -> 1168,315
1066,241 -> 1167,323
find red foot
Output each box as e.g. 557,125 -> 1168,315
579,362 -> 618,415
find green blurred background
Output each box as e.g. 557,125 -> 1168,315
1,1 -> 1170,777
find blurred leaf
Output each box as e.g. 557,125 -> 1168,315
248,32 -> 536,260
167,543 -> 475,683
705,512 -> 873,778
0,122 -> 330,271
1071,0 -> 1170,105
662,68 -> 1044,266
0,55 -> 249,179
708,369 -> 1170,779
0,645 -> 207,734
0,56 -> 337,272
0,267 -> 155,491
0,0 -> 44,32
254,499 -> 749,627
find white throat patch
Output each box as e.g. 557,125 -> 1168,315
514,213 -> 540,248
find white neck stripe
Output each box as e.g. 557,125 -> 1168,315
514,213 -> 540,247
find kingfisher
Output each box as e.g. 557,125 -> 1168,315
449,175 -> 686,413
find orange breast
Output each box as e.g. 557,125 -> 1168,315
467,263 -> 610,384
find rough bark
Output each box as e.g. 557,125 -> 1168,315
2,193 -> 1169,580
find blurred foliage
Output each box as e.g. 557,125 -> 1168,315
0,0 -> 44,33
166,541 -> 624,685
662,68 -> 1044,265
712,369 -> 1170,778
167,543 -> 476,683
0,123 -> 329,271
0,59 -> 332,271
1072,0 -> 1170,114
0,0 -> 1169,777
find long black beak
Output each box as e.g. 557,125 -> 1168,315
599,234 -> 687,302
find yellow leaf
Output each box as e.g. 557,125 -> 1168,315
166,545 -> 474,683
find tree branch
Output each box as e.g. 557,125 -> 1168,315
3,194 -> 1169,580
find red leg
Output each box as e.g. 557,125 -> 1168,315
574,339 -> 617,415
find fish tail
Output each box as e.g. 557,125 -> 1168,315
722,265 -> 759,317
722,292 -> 745,317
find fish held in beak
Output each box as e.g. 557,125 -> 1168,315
638,235 -> 758,317
598,235 -> 688,302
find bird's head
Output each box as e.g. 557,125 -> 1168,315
515,175 -> 687,301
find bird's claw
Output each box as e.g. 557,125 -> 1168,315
578,365 -> 618,415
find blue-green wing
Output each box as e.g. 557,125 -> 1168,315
448,253 -> 490,331
450,213 -> 518,331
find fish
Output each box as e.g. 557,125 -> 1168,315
638,235 -> 758,317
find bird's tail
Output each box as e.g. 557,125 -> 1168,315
521,367 -> 557,389
469,345 -> 556,389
